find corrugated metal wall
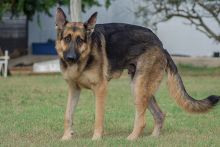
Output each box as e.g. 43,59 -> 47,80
0,14 -> 27,55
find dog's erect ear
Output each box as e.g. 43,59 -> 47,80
84,12 -> 98,35
56,7 -> 67,29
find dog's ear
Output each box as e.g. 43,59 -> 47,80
84,12 -> 98,36
56,7 -> 67,29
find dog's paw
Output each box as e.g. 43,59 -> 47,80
92,134 -> 102,140
151,130 -> 160,137
61,131 -> 74,141
127,133 -> 139,141
151,132 -> 160,137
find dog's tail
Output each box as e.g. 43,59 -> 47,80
164,49 -> 219,113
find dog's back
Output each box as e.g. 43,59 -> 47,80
94,23 -> 163,71
55,8 -> 219,140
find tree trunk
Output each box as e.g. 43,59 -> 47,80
70,0 -> 82,22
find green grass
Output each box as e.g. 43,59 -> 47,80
178,64 -> 220,76
0,66 -> 220,147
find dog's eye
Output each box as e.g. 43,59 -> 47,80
64,35 -> 71,43
76,36 -> 84,46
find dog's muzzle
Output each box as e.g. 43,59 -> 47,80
63,49 -> 79,63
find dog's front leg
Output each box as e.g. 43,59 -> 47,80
92,81 -> 107,140
61,83 -> 80,140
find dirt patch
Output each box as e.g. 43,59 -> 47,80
173,56 -> 220,67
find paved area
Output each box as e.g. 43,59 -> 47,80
9,55 -> 58,68
8,55 -> 220,73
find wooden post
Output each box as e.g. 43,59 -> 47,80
70,0 -> 82,22
4,50 -> 9,78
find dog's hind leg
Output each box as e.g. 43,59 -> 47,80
127,74 -> 164,140
148,96 -> 165,137
127,47 -> 166,140
127,74 -> 149,140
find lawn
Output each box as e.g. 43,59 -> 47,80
0,65 -> 220,147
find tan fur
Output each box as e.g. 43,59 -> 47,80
127,47 -> 167,140
59,34 -> 169,140
92,81 -> 107,140
57,20 -> 109,140
167,71 -> 212,113
61,84 -> 80,140
56,9 -> 218,141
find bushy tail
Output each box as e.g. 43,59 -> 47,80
163,50 -> 219,113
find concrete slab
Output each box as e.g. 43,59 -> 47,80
33,59 -> 60,73
9,55 -> 58,68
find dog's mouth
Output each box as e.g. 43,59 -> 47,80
64,58 -> 79,65
63,50 -> 80,64
64,57 -> 78,64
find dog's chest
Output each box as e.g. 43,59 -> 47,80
63,66 -> 100,89
77,69 -> 100,89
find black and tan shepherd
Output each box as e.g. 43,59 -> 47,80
55,8 -> 219,140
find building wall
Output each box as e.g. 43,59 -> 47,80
28,0 -> 219,56
0,14 -> 27,54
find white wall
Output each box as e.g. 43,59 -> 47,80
28,0 -> 219,56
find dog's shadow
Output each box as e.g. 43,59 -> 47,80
75,127 -> 170,139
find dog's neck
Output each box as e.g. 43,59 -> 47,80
59,49 -> 96,75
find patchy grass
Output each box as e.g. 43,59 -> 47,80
0,67 -> 220,146
178,64 -> 220,76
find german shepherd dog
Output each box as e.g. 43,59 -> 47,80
55,8 -> 219,140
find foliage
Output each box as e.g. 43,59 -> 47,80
0,0 -> 113,20
135,0 -> 220,42
81,0 -> 113,12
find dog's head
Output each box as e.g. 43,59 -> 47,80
55,8 -> 97,65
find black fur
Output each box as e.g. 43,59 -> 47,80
91,31 -> 103,51
85,54 -> 94,69
208,95 -> 220,106
163,49 -> 178,74
128,64 -> 136,79
94,23 -> 163,72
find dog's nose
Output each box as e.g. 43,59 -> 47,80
66,54 -> 75,62
64,49 -> 79,63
